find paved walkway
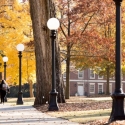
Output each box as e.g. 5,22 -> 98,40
0,104 -> 80,125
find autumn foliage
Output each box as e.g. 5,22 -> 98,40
0,0 -> 35,85
55,0 -> 125,73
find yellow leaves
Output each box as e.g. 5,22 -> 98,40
0,0 -> 35,85
14,0 -> 29,12
14,1 -> 23,11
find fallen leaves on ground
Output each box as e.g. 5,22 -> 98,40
34,100 -> 112,112
34,97 -> 125,125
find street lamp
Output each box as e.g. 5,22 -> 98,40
2,56 -> 8,80
47,18 -> 60,111
16,43 -> 24,105
109,0 -> 125,123
2,56 -> 8,102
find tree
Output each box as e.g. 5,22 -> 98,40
71,0 -> 125,95
29,0 -> 65,105
0,0 -> 35,85
71,0 -> 116,95
56,0 -> 103,99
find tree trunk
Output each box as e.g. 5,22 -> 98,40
29,0 -> 65,105
106,65 -> 110,95
65,44 -> 70,99
29,0 -> 51,105
56,44 -> 65,103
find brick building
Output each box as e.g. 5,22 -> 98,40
63,68 -> 125,96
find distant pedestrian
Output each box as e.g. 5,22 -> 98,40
0,80 -> 10,104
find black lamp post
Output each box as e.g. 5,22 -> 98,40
16,43 -> 24,105
47,18 -> 60,111
2,56 -> 8,102
3,56 -> 8,81
109,0 -> 125,123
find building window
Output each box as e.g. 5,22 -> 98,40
78,70 -> 83,79
90,69 -> 95,79
109,76 -> 115,79
98,75 -> 103,79
63,72 -> 66,78
109,83 -> 112,94
98,83 -> 103,94
89,83 -> 95,93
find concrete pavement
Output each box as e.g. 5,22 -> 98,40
0,104 -> 80,125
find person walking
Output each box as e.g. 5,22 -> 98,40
0,80 -> 9,104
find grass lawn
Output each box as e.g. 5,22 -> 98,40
47,109 -> 111,124
45,97 -> 112,124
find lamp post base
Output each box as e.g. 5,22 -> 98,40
108,93 -> 125,123
48,91 -> 59,111
17,92 -> 23,105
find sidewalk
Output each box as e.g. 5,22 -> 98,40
0,103 -> 80,125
